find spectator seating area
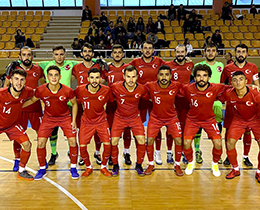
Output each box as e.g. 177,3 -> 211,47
0,11 -> 50,58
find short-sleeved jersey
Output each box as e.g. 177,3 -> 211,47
221,62 -> 259,85
72,62 -> 101,85
35,83 -> 75,117
219,87 -> 260,121
39,60 -> 79,87
146,81 -> 182,120
75,84 -> 113,123
104,63 -> 128,86
128,57 -> 165,84
181,83 -> 227,121
195,60 -> 224,84
165,60 -> 194,84
0,86 -> 34,129
111,81 -> 149,119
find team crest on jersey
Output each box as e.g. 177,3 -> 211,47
169,90 -> 175,95
33,72 -> 38,77
64,65 -> 71,71
20,99 -> 25,103
135,93 -> 141,98
245,69 -> 251,74
59,96 -> 66,101
98,95 -> 105,101
217,66 -> 222,72
246,101 -> 254,106
206,92 -> 213,98
152,64 -> 158,69
186,66 -> 191,71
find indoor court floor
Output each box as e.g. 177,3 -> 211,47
1,128 -> 260,210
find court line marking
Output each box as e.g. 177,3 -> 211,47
0,156 -> 88,210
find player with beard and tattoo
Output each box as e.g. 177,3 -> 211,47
164,45 -> 194,164
192,43 -> 224,164
3,47 -> 44,172
72,43 -> 103,166
103,44 -> 132,165
221,44 -> 259,167
181,64 -> 228,177
128,41 -> 166,165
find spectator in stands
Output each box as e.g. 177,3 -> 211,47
94,40 -> 106,57
129,40 -> 141,58
168,4 -> 176,20
82,5 -> 92,22
105,21 -> 116,40
115,21 -> 127,40
189,9 -> 197,20
250,4 -> 258,17
95,29 -> 106,45
184,38 -> 194,57
104,30 -> 113,44
147,32 -> 170,49
106,38 -> 114,50
116,16 -> 125,27
155,16 -> 165,35
100,12 -> 108,30
212,29 -> 224,49
127,17 -> 136,39
221,2 -> 233,21
203,36 -> 213,49
192,16 -> 203,33
84,32 -> 95,46
133,29 -> 146,46
15,29 -> 26,48
71,38 -> 82,58
177,4 -> 188,22
25,38 -> 35,48
146,17 -> 155,34
183,17 -> 194,34
116,32 -> 128,50
136,17 -> 145,33
88,22 -> 99,37
224,52 -> 233,64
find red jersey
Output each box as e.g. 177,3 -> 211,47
110,81 -> 149,119
181,83 -> 227,121
0,86 -> 34,129
165,60 -> 194,84
74,84 -> 113,123
128,57 -> 165,84
221,62 -> 259,84
146,81 -> 182,120
72,63 -> 101,85
219,87 -> 260,121
35,84 -> 75,117
104,63 -> 128,86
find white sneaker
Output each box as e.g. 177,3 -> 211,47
211,162 -> 221,177
185,161 -> 195,175
154,151 -> 162,165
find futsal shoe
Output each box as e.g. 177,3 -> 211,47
255,172 -> 260,183
174,165 -> 184,176
123,153 -> 132,165
78,158 -> 85,166
70,168 -> 79,179
211,162 -> 221,177
81,168 -> 93,177
13,159 -> 20,172
154,150 -> 162,165
243,157 -> 253,167
111,164 -> 119,176
195,150 -> 203,164
48,153 -> 59,166
144,165 -> 155,175
225,169 -> 240,179
223,157 -> 230,166
34,169 -> 47,180
218,158 -> 223,164
100,168 -> 112,177
108,156 -> 113,166
185,161 -> 195,175
167,152 -> 174,164
94,153 -> 102,165
17,170 -> 34,181
135,163 -> 145,176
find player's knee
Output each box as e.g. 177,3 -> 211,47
37,138 -> 47,148
214,140 -> 222,150
147,137 -> 154,145
174,137 -> 182,145
183,140 -> 191,149
21,141 -> 31,152
103,142 -> 110,146
68,137 -> 77,147
111,138 -> 118,145
226,139 -> 236,150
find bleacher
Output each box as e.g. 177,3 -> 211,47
0,10 -> 50,58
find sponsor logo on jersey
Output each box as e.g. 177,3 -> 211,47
79,71 -> 84,74
43,96 -> 50,99
98,95 -> 105,101
138,65 -> 144,68
217,66 -> 222,73
5,101 -> 11,105
83,97 -> 89,100
59,96 -> 66,101
190,93 -> 196,96
246,101 -> 254,106
64,64 -> 71,71
206,92 -> 213,98
120,94 -> 126,97
230,101 -> 236,103
154,91 -> 160,94
171,68 -> 178,71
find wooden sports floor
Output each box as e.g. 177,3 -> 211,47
0,128 -> 260,210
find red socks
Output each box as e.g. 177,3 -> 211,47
69,145 -> 78,164
155,130 -> 162,150
36,147 -> 46,167
243,133 -> 252,156
183,147 -> 193,162
175,144 -> 182,162
101,144 -> 111,165
167,134 -> 173,151
123,129 -> 131,149
80,146 -> 91,167
13,141 -> 21,159
111,145 -> 119,165
136,144 -> 146,164
94,133 -> 101,151
212,147 -> 222,163
20,149 -> 31,168
227,148 -> 238,168
146,144 -> 154,162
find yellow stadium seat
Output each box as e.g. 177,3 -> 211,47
42,16 -> 51,21
224,20 -> 231,26
185,33 -> 194,41
11,21 -> 20,28
165,27 -> 173,34
211,14 -> 219,20
16,16 -> 24,21
39,21 -> 48,28
171,20 -> 179,27
117,11 -> 124,17
8,15 -> 16,21
207,10 -> 215,15
248,49 -> 258,56
158,10 -> 166,15
0,51 -> 9,58
242,19 -> 251,26
27,11 -> 34,15
82,21 -> 90,27
248,26 -> 257,33
230,26 -> 239,33
211,26 -> 219,33
1,35 -> 10,42
251,40 -> 260,48
226,49 -> 235,55
255,14 -> 260,19
241,10 -> 249,15
246,14 -> 254,19
78,34 -> 85,40
0,28 -> 6,34
109,11 -> 116,16
233,10 -> 240,15
125,11 -> 132,16
190,40 -> 199,48
163,21 -> 170,27
198,41 -> 204,48
216,20 -> 224,26
10,11 -> 17,16
173,26 -> 182,33
200,20 -> 206,26
180,20 -> 184,26
199,10 -> 206,15
231,40 -> 240,48
234,20 -> 242,26
35,11 -> 42,16
6,28 -> 16,35
43,11 -> 51,16
142,15 -> 149,22
239,26 -> 248,33
9,51 -> 20,58
162,51 -> 172,57
80,28 -> 88,34
26,28 -> 35,35
20,21 -> 29,28
0,42 -> 4,50
2,21 -> 11,27
34,15 -> 42,21
165,34 -> 174,41
220,26 -> 229,33
203,14 -> 211,19
224,33 -> 234,40
0,15 -> 7,21
35,28 -> 45,34
195,33 -> 204,41
157,33 -> 165,39
243,40 -> 252,47
244,33 -> 254,40
252,19 -> 259,25
141,11 -> 148,16
206,20 -> 215,26
19,11 -> 25,16
25,15 -> 33,21
169,41 -> 178,49
222,40 -> 231,48
234,33 -> 244,40
5,42 -> 15,50
30,21 -> 39,28
150,11 -> 157,16
31,35 -> 41,42
2,11 -> 9,16
175,34 -> 184,41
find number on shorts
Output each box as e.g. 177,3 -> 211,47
175,122 -> 181,130
211,123 -> 219,131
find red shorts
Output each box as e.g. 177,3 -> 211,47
106,101 -> 117,128
147,115 -> 182,139
17,111 -> 42,131
184,117 -> 221,140
223,103 -> 234,129
175,96 -> 190,130
0,123 -> 29,144
76,103 -> 84,128
139,99 -> 153,123
38,115 -> 76,139
79,116 -> 110,145
111,115 -> 145,137
227,117 -> 260,141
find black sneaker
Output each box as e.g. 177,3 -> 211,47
243,157 -> 253,167
108,156 -> 113,166
48,153 -> 59,166
124,153 -> 132,165
17,170 -> 34,181
78,158 -> 85,166
112,164 -> 119,176
223,157 -> 230,166
135,163 -> 145,176
94,153 -> 101,165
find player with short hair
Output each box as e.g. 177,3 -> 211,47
75,68 -> 113,177
182,64 -> 228,177
145,65 -> 183,176
23,66 -> 79,180
103,44 -> 132,165
221,43 -> 259,167
0,69 -> 34,180
110,65 -> 149,176
219,71 -> 260,182
3,46 -> 44,172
